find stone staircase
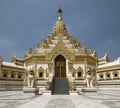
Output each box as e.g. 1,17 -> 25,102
37,80 -> 46,91
52,78 -> 69,95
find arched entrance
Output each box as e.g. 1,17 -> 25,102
55,54 -> 66,78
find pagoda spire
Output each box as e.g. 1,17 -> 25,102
52,8 -> 68,35
58,8 -> 63,20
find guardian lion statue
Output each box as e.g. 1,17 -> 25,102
24,68 -> 35,88
84,67 -> 95,88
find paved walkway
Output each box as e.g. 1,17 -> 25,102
0,91 -> 120,108
45,97 -> 76,108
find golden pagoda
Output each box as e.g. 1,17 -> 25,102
0,8 -> 120,93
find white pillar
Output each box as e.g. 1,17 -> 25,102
44,70 -> 46,79
0,62 -> 2,77
118,71 -> 120,78
8,71 -> 11,78
66,59 -> 68,78
103,73 -> 106,80
75,73 -> 77,79
111,72 -> 113,79
36,64 -> 38,77
97,73 -> 100,80
15,72 -> 18,79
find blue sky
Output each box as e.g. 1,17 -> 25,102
0,0 -> 120,61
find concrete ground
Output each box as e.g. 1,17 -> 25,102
0,90 -> 120,108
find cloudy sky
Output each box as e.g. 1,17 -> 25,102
0,0 -> 120,62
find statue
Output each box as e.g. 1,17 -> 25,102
24,68 -> 35,88
84,67 -> 95,88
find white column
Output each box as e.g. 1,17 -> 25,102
8,71 -> 11,78
111,72 -> 113,79
66,59 -> 68,78
103,73 -> 106,80
75,73 -> 77,79
118,71 -> 120,78
36,64 -> 38,77
0,69 -> 2,77
96,73 -> 100,80
44,70 -> 46,79
0,62 -> 2,77
15,72 -> 18,79
22,72 -> 26,80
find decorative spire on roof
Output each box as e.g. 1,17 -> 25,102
11,53 -> 16,63
52,8 -> 68,36
58,8 -> 62,20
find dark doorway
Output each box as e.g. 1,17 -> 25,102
55,54 -> 66,78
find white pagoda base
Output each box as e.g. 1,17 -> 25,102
82,88 -> 97,92
23,87 -> 39,94
81,88 -> 97,95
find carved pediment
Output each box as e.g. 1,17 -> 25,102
75,66 -> 83,72
46,36 -> 74,61
38,66 -> 44,72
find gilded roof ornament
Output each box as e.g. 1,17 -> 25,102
29,48 -> 32,54
52,8 -> 68,35
58,8 -> 62,20
36,41 -> 39,48
11,53 -> 16,62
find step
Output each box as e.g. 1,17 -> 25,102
52,78 -> 69,95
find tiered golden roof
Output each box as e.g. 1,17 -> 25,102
52,8 -> 68,36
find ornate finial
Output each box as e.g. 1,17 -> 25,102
52,8 -> 68,35
58,8 -> 62,20
58,7 -> 62,13
36,41 -> 39,48
11,53 -> 16,63
81,42 -> 86,48
29,48 -> 32,54
88,48 -> 93,54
